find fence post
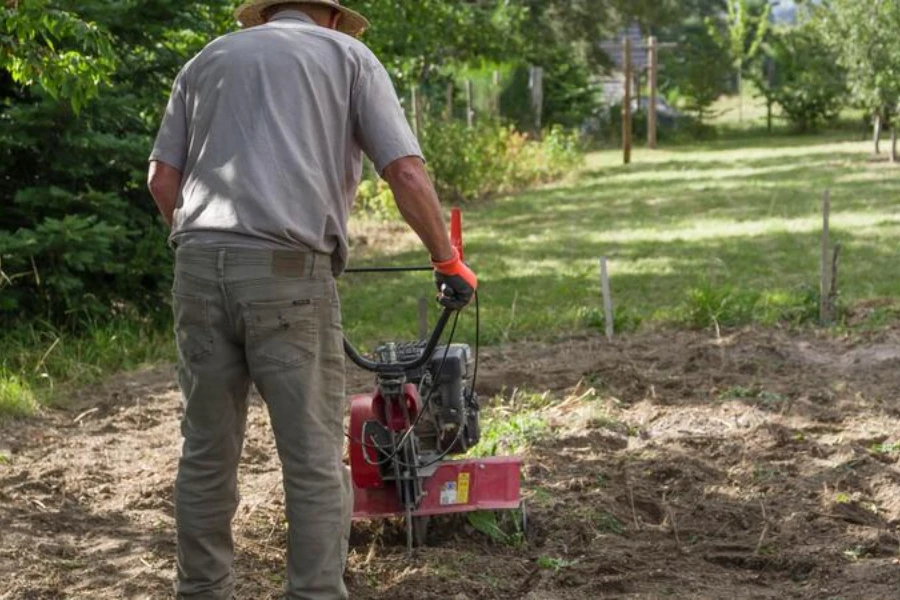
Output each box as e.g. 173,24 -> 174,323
600,257 -> 614,340
529,66 -> 544,139
648,36 -> 658,150
819,190 -> 833,324
466,79 -> 475,129
622,37 -> 632,165
411,85 -> 422,138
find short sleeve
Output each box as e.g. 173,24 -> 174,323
352,60 -> 423,175
149,74 -> 189,171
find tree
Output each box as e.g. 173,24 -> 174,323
1,0 -> 116,112
707,0 -> 771,122
661,23 -> 732,123
814,0 -> 900,160
750,24 -> 846,132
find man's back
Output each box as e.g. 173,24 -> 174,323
151,10 -> 418,272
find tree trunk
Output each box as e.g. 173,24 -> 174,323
766,100 -> 773,133
891,126 -> 897,164
874,112 -> 882,155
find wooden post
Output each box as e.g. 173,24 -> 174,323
529,66 -> 544,139
648,36 -> 658,149
492,70 -> 501,119
445,82 -> 454,122
622,37 -> 632,165
600,257 -> 614,340
466,79 -> 474,129
819,190 -> 833,324
411,85 -> 422,138
418,297 -> 429,341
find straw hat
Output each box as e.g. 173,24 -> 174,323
235,1 -> 369,37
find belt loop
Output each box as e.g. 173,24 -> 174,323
217,249 -> 226,277
309,252 -> 317,276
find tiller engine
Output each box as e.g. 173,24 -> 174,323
343,210 -> 523,551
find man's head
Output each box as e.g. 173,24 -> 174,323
234,0 -> 370,37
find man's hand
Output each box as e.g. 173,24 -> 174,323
432,248 -> 477,310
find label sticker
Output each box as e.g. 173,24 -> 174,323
457,472 -> 470,504
440,481 -> 458,505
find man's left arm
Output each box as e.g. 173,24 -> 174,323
147,161 -> 182,227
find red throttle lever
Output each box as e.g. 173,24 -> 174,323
433,208 -> 477,310
450,207 -> 464,262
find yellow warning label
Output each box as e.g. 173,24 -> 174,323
458,472 -> 470,504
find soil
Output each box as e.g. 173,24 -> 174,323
3,325 -> 900,599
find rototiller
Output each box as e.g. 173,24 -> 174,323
343,210 -> 523,551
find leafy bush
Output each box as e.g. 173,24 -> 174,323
356,121 -> 583,212
754,25 -> 847,132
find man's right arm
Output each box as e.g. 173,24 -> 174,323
352,57 -> 477,307
382,157 -> 454,262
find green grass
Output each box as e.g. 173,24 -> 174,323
341,133 -> 900,345
6,127 -> 900,417
0,316 -> 175,417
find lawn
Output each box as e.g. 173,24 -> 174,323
340,133 -> 900,346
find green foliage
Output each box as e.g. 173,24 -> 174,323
814,0 -> 900,118
707,0 -> 771,73
676,282 -> 821,330
466,510 -> 525,546
0,373 -> 39,419
354,179 -> 400,221
0,0 -> 233,329
1,0 -> 117,112
469,409 -> 549,458
421,122 -> 583,204
751,26 -> 847,132
536,555 -> 579,572
661,24 -> 733,121
0,312 -> 174,414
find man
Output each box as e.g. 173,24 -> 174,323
147,1 -> 477,598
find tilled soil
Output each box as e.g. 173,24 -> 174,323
3,326 -> 900,599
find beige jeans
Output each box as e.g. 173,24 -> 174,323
171,247 -> 351,600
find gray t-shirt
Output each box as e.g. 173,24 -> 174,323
149,11 -> 422,273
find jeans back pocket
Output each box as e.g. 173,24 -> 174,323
245,298 -> 319,368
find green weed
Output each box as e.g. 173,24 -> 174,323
593,511 -> 625,534
469,411 -> 549,457
871,442 -> 900,455
0,316 -> 174,414
720,386 -> 787,407
536,555 -> 579,572
0,373 -> 39,419
466,510 -> 525,546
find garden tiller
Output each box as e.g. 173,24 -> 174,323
343,209 -> 523,552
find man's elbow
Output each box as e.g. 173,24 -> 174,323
384,156 -> 429,193
147,161 -> 182,200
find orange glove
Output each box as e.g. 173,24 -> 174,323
432,248 -> 478,310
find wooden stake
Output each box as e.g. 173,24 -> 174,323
445,82 -> 454,122
819,190 -> 832,324
418,297 -> 429,341
648,36 -> 658,150
411,86 -> 422,138
492,70 -> 501,118
622,37 -> 632,165
600,257 -> 614,340
466,79 -> 474,129
529,66 -> 544,139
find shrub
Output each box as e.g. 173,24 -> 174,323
355,121 -> 583,212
